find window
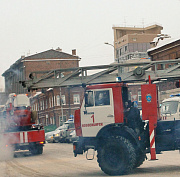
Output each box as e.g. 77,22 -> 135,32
116,49 -> 119,58
85,91 -> 94,107
54,96 -> 56,106
133,38 -> 137,41
50,117 -> 53,124
73,94 -> 80,104
42,100 -> 44,110
56,95 -> 60,106
138,91 -> 141,102
45,99 -> 48,109
61,95 -> 66,105
40,101 -> 42,110
95,90 -> 110,106
125,46 -> 127,52
49,98 -> 51,108
161,101 -> 178,114
46,114 -> 48,126
128,91 -> 132,100
119,48 -> 122,56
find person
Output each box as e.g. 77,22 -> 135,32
95,91 -> 110,106
125,100 -> 143,135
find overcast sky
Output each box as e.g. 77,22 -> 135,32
0,0 -> 180,90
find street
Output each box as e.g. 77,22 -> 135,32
0,143 -> 180,177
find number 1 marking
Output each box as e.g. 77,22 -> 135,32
91,114 -> 95,123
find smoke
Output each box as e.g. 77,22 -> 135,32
0,134 -> 14,161
0,76 -> 5,92
0,112 -> 14,161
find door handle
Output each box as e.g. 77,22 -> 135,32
107,114 -> 114,118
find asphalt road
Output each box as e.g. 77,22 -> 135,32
0,143 -> 180,177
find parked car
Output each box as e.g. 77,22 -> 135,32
66,130 -> 78,143
53,119 -> 75,143
45,126 -> 64,143
53,124 -> 68,143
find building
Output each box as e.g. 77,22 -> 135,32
2,48 -> 80,96
112,24 -> 162,107
112,24 -> 163,63
30,86 -> 84,127
2,48 -> 83,127
148,35 -> 180,102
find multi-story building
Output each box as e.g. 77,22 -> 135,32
2,48 -> 80,96
2,48 -> 83,127
30,86 -> 84,127
112,24 -> 163,63
111,24 -> 163,108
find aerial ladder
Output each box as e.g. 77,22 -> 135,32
21,59 -> 180,175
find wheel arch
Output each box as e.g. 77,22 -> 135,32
96,124 -> 140,149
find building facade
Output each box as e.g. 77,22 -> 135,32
2,48 -> 83,127
148,36 -> 180,102
2,48 -> 80,96
112,24 -> 163,63
30,86 -> 84,127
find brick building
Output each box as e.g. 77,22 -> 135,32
30,86 -> 84,127
2,48 -> 80,96
148,36 -> 180,102
2,48 -> 84,127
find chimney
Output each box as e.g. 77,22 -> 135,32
56,47 -> 62,52
72,49 -> 76,56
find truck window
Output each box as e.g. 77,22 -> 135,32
161,101 -> 178,114
95,90 -> 110,106
85,91 -> 94,107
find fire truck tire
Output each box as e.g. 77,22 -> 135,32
134,151 -> 146,168
97,136 -> 136,175
29,145 -> 43,155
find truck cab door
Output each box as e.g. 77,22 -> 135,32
81,89 -> 114,137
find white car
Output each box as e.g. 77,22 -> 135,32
45,126 -> 64,143
66,130 -> 78,143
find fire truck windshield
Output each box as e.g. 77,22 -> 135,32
161,101 -> 178,115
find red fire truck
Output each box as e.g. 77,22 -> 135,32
21,59 -> 180,175
2,93 -> 45,155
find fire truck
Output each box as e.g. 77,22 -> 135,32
21,59 -> 180,175
2,93 -> 45,155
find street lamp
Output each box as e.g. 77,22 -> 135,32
104,42 -> 114,48
104,42 -> 119,63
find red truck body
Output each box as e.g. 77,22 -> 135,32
2,93 -> 45,155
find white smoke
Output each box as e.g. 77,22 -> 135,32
0,76 -> 5,92
0,134 -> 14,161
0,112 -> 14,161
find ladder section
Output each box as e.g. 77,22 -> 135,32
21,59 -> 180,90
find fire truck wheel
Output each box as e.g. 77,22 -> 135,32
29,145 -> 43,155
97,136 -> 136,175
134,151 -> 146,168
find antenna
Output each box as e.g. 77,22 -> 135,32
124,16 -> 127,27
142,18 -> 145,33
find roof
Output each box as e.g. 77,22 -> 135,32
162,96 -> 180,102
2,49 -> 79,76
112,24 -> 163,31
147,36 -> 180,53
24,49 -> 79,60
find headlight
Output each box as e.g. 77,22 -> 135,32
55,133 -> 59,137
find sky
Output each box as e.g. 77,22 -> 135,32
0,0 -> 180,90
